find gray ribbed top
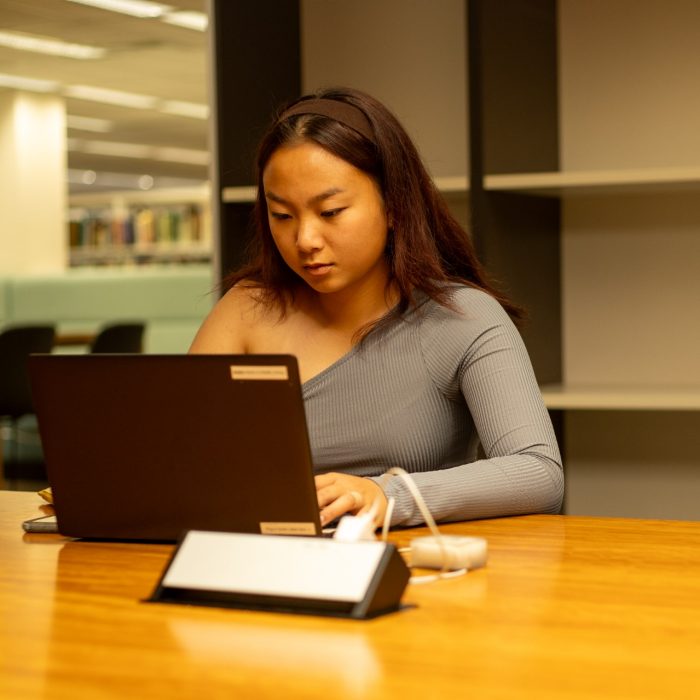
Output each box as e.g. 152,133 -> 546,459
302,286 -> 563,526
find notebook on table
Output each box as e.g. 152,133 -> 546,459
28,354 -> 322,541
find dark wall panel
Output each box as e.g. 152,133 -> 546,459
467,0 -> 561,386
212,1 -> 301,279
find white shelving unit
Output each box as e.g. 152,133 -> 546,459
542,0 -> 700,520
485,166 -> 700,415
69,185 -> 211,208
540,385 -> 700,412
68,242 -> 212,267
485,167 -> 700,196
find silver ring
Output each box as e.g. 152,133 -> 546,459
348,490 -> 363,508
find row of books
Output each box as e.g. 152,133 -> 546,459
68,204 -> 211,252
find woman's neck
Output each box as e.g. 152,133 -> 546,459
300,277 -> 399,336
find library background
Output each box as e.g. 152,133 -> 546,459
1,1 -> 698,518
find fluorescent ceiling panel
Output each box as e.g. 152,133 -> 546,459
65,0 -> 173,19
66,114 -> 114,132
153,146 -> 209,165
162,11 -> 208,31
0,73 -> 60,92
64,85 -> 159,109
160,100 -> 209,119
70,138 -> 153,158
0,30 -> 105,59
68,139 -> 209,165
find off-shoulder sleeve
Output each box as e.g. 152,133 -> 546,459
378,288 -> 564,526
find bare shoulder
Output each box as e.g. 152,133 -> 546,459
189,281 -> 279,353
219,281 -> 272,318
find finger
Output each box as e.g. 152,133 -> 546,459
348,490 -> 364,510
358,492 -> 388,527
317,485 -> 341,509
314,472 -> 338,489
320,492 -> 360,526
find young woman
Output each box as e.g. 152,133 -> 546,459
190,87 -> 563,528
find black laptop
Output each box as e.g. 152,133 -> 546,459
28,354 -> 322,541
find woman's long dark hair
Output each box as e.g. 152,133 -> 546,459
223,86 -> 522,329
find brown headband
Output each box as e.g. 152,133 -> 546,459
278,98 -> 376,144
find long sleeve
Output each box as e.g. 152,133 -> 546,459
378,288 -> 563,526
303,286 -> 563,527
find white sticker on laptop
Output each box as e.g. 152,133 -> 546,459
230,365 -> 289,381
260,522 -> 317,536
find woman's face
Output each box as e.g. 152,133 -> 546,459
262,141 -> 390,300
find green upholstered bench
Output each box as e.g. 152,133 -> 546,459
3,265 -> 215,353
1,265 -> 216,483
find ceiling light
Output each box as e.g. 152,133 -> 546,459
153,146 -> 209,165
0,29 -> 105,60
66,115 -> 114,132
160,100 -> 209,119
64,85 -> 159,109
138,174 -> 154,190
68,169 -> 141,189
162,11 -> 208,31
0,73 -> 60,93
81,170 -> 98,184
71,138 -> 153,159
68,169 -> 208,190
67,139 -> 209,165
65,0 -> 172,19
67,169 -> 92,184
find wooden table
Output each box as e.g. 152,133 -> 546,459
52,332 -> 96,348
1,491 -> 699,699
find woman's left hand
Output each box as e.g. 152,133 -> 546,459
315,472 -> 388,528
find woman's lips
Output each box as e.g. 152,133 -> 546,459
303,263 -> 334,276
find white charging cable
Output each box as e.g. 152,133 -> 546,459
333,467 -> 486,584
380,467 -> 470,584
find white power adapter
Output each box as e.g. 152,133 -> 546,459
410,535 -> 487,571
333,512 -> 377,543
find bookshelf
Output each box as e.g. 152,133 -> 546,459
485,162 -> 700,414
471,0 -> 700,409
540,385 -> 700,412
470,0 -> 700,519
68,186 -> 212,267
485,167 -> 700,196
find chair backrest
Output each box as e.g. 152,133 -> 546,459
0,325 -> 55,419
90,322 -> 145,354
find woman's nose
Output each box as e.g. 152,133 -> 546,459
295,219 -> 323,252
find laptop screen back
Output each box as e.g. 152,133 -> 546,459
28,354 -> 321,540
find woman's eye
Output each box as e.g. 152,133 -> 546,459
321,208 -> 345,218
270,212 -> 291,221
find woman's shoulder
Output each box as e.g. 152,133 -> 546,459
220,279 -> 265,308
423,284 -> 512,326
189,280 -> 281,353
413,285 -> 524,390
417,284 -> 518,355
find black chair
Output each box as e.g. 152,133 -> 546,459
0,325 -> 56,485
90,322 -> 145,354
